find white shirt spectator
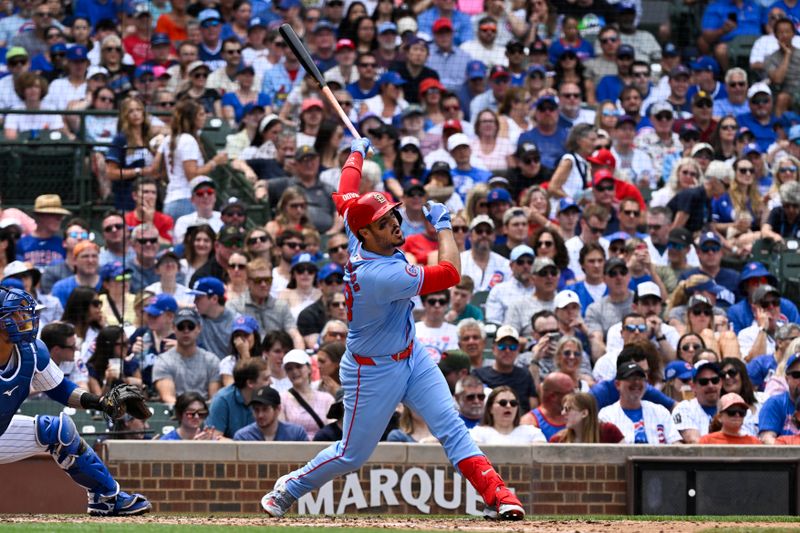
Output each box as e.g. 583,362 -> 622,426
750,34 -> 800,68
599,400 -> 681,444
44,79 -> 86,110
363,94 -> 409,124
603,320 -> 680,361
414,321 -> 459,355
644,235 -> 700,267
173,211 -> 223,244
159,133 -> 204,204
459,250 -> 512,293
459,41 -> 508,69
4,103 -> 63,133
672,398 -> 714,437
485,277 -> 535,324
611,146 -> 656,188
469,424 -> 546,444
738,323 -> 776,357
144,281 -> 197,305
565,236 -> 609,281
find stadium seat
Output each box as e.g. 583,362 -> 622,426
470,291 -> 490,312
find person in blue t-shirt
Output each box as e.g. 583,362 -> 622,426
16,195 -> 70,269
595,45 -> 635,103
758,353 -> 800,444
448,133 -> 491,200
233,385 -> 309,441
728,262 -> 800,333
678,232 -> 740,304
737,82 -> 778,152
518,95 -> 570,171
159,392 -> 216,441
747,323 -> 800,390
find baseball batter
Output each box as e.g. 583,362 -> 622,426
0,286 -> 151,515
261,139 -> 525,520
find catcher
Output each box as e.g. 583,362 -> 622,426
0,286 -> 151,516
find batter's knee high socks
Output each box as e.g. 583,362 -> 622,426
457,455 -> 518,509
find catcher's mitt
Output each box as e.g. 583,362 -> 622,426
99,384 -> 152,421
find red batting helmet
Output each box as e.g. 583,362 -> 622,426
346,192 -> 401,235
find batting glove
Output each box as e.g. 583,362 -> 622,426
422,201 -> 452,232
350,138 -> 371,158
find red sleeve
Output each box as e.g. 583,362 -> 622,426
420,261 -> 460,295
332,151 -> 364,215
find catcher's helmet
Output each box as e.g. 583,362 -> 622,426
0,286 -> 39,343
346,192 -> 402,236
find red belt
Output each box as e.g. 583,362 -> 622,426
353,341 -> 413,366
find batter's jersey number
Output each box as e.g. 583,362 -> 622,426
343,269 -> 360,322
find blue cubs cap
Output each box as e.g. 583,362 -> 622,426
789,125 -> 800,142
231,314 -> 259,335
558,198 -> 582,214
535,94 -> 558,108
692,360 -> 721,380
786,353 -> 800,372
249,17 -> 267,30
313,20 -> 336,33
134,64 -> 155,79
318,262 -> 344,282
191,276 -> 226,297
698,231 -> 721,246
198,8 -> 221,25
663,42 -> 678,57
144,293 -> 178,316
739,261 -> 777,286
664,360 -> 693,381
606,231 -> 630,243
617,0 -> 636,11
67,45 -> 88,61
527,64 -> 546,77
743,143 -> 761,157
466,60 -> 487,79
99,262 -> 131,282
510,244 -> 534,262
150,32 -> 170,46
50,43 -> 68,54
378,71 -> 405,87
279,0 -> 301,8
291,252 -> 316,269
617,44 -> 635,58
487,188 -> 511,204
691,55 -> 718,74
377,21 -> 397,34
405,35 -> 429,49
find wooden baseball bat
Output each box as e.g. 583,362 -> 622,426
279,23 -> 362,140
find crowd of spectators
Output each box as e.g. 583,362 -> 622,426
3,0 -> 800,445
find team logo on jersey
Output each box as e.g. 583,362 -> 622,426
488,271 -> 505,288
656,424 -> 666,444
405,264 -> 419,277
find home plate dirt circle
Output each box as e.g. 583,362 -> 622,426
2,515 -> 799,532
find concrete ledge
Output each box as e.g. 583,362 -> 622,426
236,442 -> 328,462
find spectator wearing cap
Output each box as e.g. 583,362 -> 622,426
234,384 -> 309,441
460,215 -> 511,293
429,17 -> 479,92
729,263 -> 798,334
550,291 -> 596,367
737,83 -> 777,152
122,4 -> 155,65
645,209 -> 700,275
347,51 -> 380,106
143,32 -> 178,71
43,45 -> 89,112
277,253 -> 321,321
595,44 -> 635,103
221,65 -> 270,125
505,257 -> 559,338
190,224 -> 246,287
324,38 -> 358,88
173,176 -> 224,245
673,91 -> 719,144
504,41 -> 527,86
713,68 -> 750,118
584,27 -> 621,85
448,133 -> 492,200
218,314 -> 263,385
456,60 -> 488,122
616,1 -> 660,64
565,204 -> 611,281
4,260 -> 61,327
143,250 -> 194,305
153,307 -> 221,405
677,232 -> 739,303
278,349 -> 334,439
671,361 -> 723,443
130,293 -> 177,388
260,31 -> 305,110
97,261 -> 136,328
361,71 -> 409,124
518,94 -> 570,171
384,38 -> 436,108
469,64 -> 511,121
699,392 -> 762,444
699,0 -> 764,72
373,22 -> 400,69
507,143 -> 549,201
634,102 -> 682,184
461,16 -> 508,68
227,257 -> 304,348
190,276 -> 237,358
195,9 -> 225,70
484,244 -> 535,324
51,242 -> 101,308
472,325 -> 538,412
585,256 -> 634,350
297,263 -> 345,347
419,0 -> 474,46
738,284 -> 787,360
598,348 -> 682,444
0,47 -> 29,111
658,65 -> 692,117
307,20 -> 336,73
667,162 -> 728,234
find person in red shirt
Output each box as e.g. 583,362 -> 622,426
123,5 -> 154,65
586,148 -> 646,211
698,393 -> 761,445
124,177 -> 174,245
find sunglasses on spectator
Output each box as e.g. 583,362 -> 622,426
248,235 -> 269,245
727,81 -> 746,87
329,301 -> 347,308
521,156 -> 540,164
284,241 -> 306,249
323,276 -> 344,285
537,267 -> 559,278
607,268 -> 628,278
273,41 -> 287,47
752,96 -> 771,105
594,143 -> 611,150
328,244 -> 347,254
690,307 -> 713,316
654,112 -> 673,121
624,324 -> 647,333
787,371 -> 800,379
600,36 -> 618,44
472,227 -> 493,236
326,330 -> 347,338
721,368 -> 739,379
561,92 -> 581,99
69,231 -> 89,240
515,257 -> 534,266
495,399 -> 519,407
91,299 -> 103,307
103,46 -> 122,52
724,408 -> 747,417
465,393 -> 486,402
622,209 -> 640,217
694,100 -> 712,108
443,104 -> 460,112
425,298 -> 448,307
536,240 -> 554,249
177,322 -> 196,332
696,376 -> 721,386
192,72 -> 209,79
589,225 -> 607,234
720,124 -> 737,130
737,167 -> 756,175
8,59 -> 27,67
113,273 -> 132,282
681,343 -> 701,351
779,166 -> 798,173
288,202 -> 306,209
647,224 -> 662,232
104,223 -> 124,232
594,184 -> 614,193
609,244 -> 625,254
452,226 -> 468,233
228,263 -> 247,270
760,299 -> 780,309
136,237 -> 158,245
358,62 -> 376,68
561,350 -> 581,358
249,276 -> 272,284
294,265 -> 317,275
667,242 -> 687,250
496,343 -> 519,351
184,410 -> 208,418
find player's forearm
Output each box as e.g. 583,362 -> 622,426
338,152 -> 363,195
436,229 -> 460,275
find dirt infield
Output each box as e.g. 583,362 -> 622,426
2,514 -> 800,532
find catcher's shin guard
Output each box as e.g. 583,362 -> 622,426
458,455 -> 525,520
35,413 -> 118,497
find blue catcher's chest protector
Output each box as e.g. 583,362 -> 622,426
0,342 -> 36,435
